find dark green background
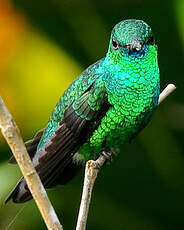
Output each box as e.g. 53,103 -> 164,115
1,0 -> 184,229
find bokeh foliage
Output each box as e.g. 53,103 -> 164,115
0,0 -> 183,229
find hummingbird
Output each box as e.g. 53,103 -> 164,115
6,19 -> 160,203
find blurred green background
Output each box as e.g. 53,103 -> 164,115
0,0 -> 183,229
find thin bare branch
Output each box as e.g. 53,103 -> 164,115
76,83 -> 176,230
0,97 -> 63,230
158,84 -> 176,104
76,155 -> 107,230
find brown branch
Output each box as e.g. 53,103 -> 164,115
0,97 -> 63,230
76,83 -> 176,230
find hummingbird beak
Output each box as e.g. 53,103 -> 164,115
126,40 -> 143,51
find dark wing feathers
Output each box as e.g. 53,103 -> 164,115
35,100 -> 93,187
6,80 -> 110,203
9,129 -> 45,164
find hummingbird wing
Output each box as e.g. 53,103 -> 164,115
6,76 -> 110,203
34,79 -> 109,187
8,129 -> 45,164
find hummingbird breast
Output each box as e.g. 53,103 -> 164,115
88,66 -> 159,154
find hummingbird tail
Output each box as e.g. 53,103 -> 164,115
5,179 -> 32,204
5,187 -> 17,204
5,157 -> 82,203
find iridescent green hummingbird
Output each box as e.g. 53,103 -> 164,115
6,19 -> 160,203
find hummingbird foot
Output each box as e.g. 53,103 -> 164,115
101,150 -> 112,164
95,150 -> 112,169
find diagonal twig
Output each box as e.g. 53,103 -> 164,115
0,97 -> 63,230
158,84 -> 176,104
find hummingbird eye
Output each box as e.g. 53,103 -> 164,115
147,34 -> 155,45
112,38 -> 121,50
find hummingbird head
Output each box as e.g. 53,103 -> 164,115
109,19 -> 156,59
